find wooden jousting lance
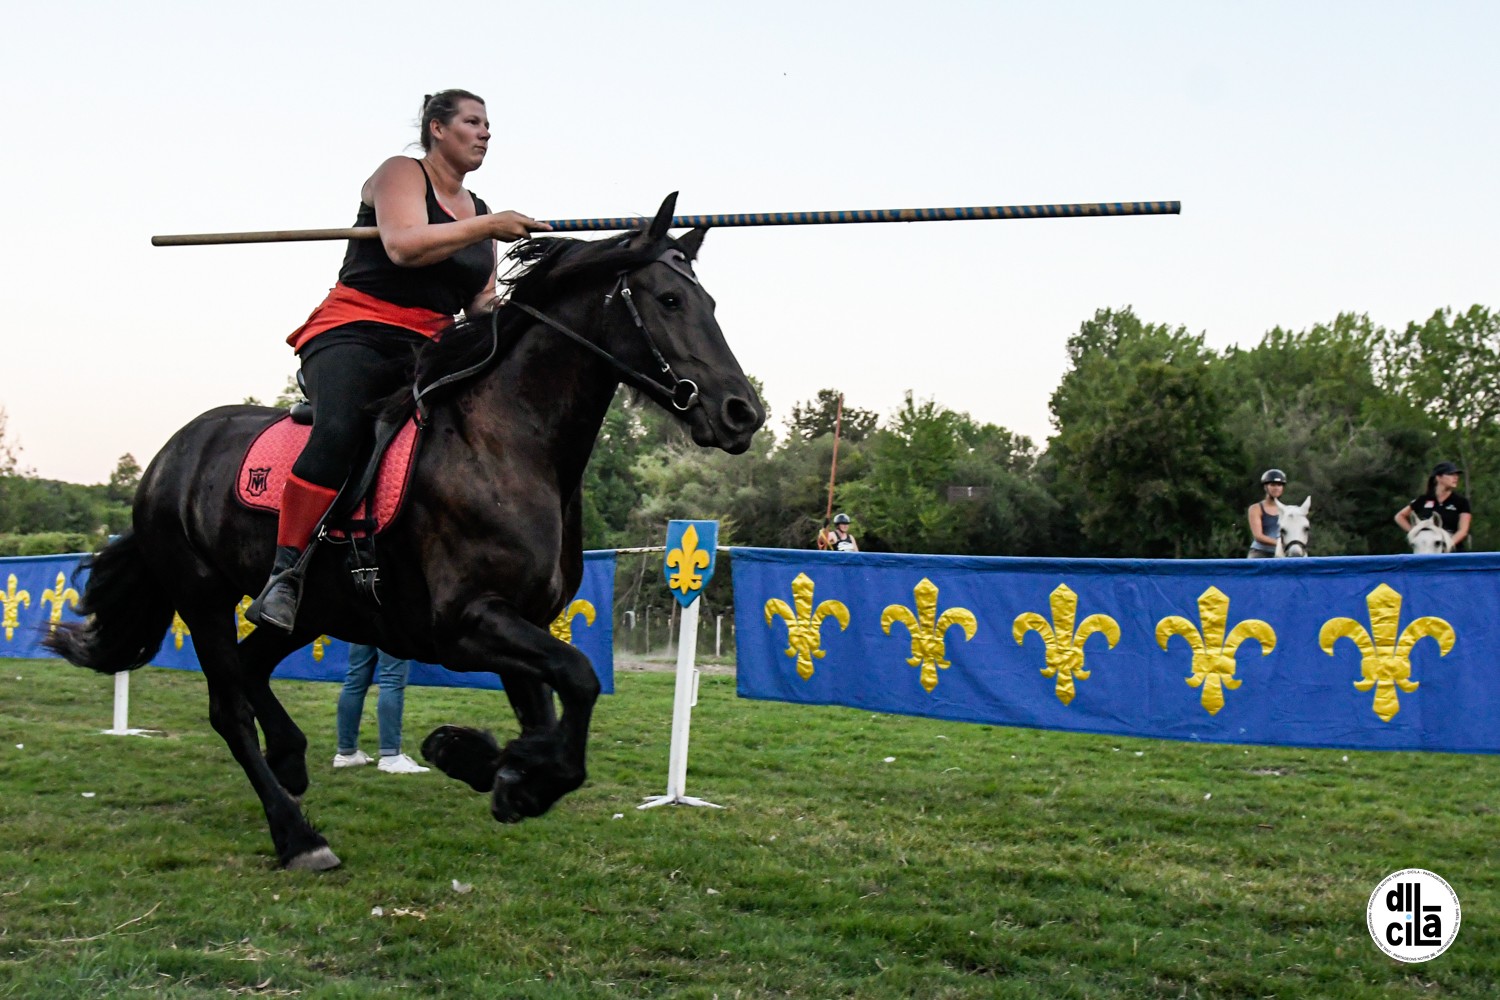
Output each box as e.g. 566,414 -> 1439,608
151,201 -> 1180,246
818,393 -> 845,549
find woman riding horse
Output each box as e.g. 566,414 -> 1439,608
47,190 -> 764,869
1395,461 -> 1471,552
248,89 -> 551,632
1246,469 -> 1287,558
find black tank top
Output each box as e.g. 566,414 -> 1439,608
337,160 -> 494,314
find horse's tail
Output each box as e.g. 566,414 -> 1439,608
43,530 -> 173,674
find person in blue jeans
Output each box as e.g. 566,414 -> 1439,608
333,644 -> 429,773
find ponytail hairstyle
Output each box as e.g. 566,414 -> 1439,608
1426,473 -> 1439,497
418,89 -> 486,151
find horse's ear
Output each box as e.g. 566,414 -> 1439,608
647,192 -> 679,242
1300,496 -> 1312,513
677,227 -> 708,260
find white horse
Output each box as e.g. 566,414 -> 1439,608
1407,512 -> 1454,554
1276,496 -> 1312,557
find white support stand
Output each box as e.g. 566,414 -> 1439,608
639,598 -> 722,810
101,671 -> 156,736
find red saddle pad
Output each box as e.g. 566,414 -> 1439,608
236,415 -> 420,535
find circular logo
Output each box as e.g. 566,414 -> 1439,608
1367,869 -> 1461,962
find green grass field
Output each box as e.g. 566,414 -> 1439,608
1,657 -> 1495,998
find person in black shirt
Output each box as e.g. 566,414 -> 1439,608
1395,461 -> 1471,550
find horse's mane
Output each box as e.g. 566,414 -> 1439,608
378,230 -> 674,418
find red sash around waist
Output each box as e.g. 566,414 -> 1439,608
287,283 -> 451,351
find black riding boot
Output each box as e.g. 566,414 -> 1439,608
246,545 -> 305,632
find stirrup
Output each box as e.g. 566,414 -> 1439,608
245,572 -> 303,632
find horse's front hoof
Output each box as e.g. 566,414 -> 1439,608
490,767 -> 540,824
285,846 -> 341,871
421,725 -> 502,793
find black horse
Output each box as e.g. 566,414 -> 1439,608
46,194 -> 764,870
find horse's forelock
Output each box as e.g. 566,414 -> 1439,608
503,230 -> 679,304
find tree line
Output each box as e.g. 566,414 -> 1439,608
583,304 -> 1498,558
3,304 -> 1494,559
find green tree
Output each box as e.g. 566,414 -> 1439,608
787,390 -> 879,444
1047,308 -> 1233,556
1073,361 -> 1241,557
1380,305 -> 1500,510
838,393 -> 967,553
106,453 -> 142,504
0,407 -> 19,477
1219,314 -> 1433,555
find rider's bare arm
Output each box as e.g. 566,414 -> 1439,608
1247,504 -> 1276,546
1452,512 -> 1472,547
366,158 -> 549,268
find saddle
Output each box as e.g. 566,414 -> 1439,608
236,409 -> 422,602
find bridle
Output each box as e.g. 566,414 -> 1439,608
413,244 -> 703,425
515,245 -> 702,411
1279,532 -> 1308,557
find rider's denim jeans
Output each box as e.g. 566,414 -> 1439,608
336,643 -> 412,755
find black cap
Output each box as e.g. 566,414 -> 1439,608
1433,461 -> 1462,476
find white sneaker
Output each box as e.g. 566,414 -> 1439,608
333,749 -> 373,768
378,753 -> 429,774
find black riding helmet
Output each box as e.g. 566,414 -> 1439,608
833,513 -> 851,525
1260,469 -> 1287,485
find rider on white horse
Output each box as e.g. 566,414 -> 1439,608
1247,468 -> 1312,558
1247,469 -> 1288,559
1395,460 -> 1471,552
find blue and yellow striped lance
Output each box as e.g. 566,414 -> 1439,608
151,201 -> 1180,246
542,201 -> 1181,233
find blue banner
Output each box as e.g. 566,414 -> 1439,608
0,551 -> 615,693
732,548 -> 1500,754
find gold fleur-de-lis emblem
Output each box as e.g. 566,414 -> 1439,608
311,635 -> 330,661
1156,586 -> 1276,715
41,572 -> 80,633
880,578 -> 978,693
236,595 -> 255,641
2,574 -> 32,641
1013,583 -> 1120,705
1320,583 -> 1455,722
171,612 -> 192,650
764,573 -> 850,680
550,599 -> 597,645
666,524 -> 712,596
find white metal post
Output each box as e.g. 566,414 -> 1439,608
102,671 -> 154,736
639,596 -> 721,809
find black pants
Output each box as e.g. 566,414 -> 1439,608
293,330 -> 421,489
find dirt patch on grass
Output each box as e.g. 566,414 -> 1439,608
614,656 -> 735,676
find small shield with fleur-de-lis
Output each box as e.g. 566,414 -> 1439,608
663,520 -> 718,607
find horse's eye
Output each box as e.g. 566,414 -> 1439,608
657,293 -> 682,311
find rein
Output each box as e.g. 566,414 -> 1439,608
412,245 -> 703,423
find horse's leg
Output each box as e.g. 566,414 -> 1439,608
235,627 -> 319,800
423,598 -> 598,823
184,609 -> 338,870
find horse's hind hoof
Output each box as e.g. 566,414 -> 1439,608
285,846 -> 341,871
421,725 -> 502,793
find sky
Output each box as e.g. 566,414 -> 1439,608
2,2 -> 1496,484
